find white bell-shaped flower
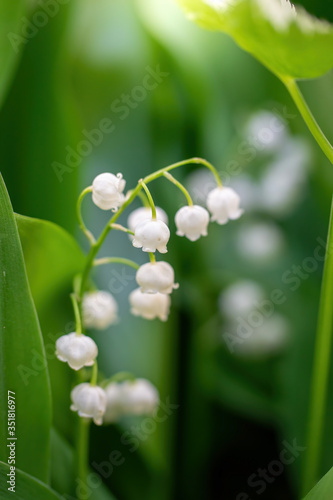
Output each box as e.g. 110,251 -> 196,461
175,205 -> 210,241
56,332 -> 98,371
129,288 -> 171,321
128,206 -> 168,233
70,383 -> 106,425
121,379 -> 159,415
207,186 -> 243,224
102,379 -> 159,424
132,219 -> 170,253
102,383 -> 126,424
83,291 -> 118,330
92,173 -> 126,211
136,261 -> 179,294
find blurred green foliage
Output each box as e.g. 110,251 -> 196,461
1,1 -> 333,499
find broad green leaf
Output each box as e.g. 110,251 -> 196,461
50,428 -> 118,500
303,467 -> 333,499
178,0 -> 333,79
0,1 -> 79,234
0,461 -> 63,500
0,0 -> 27,108
50,429 -> 74,497
15,214 -> 85,439
0,176 -> 51,481
15,214 -> 85,310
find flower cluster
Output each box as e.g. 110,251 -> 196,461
70,378 -> 159,426
55,159 -> 243,426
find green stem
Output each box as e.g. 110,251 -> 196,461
93,257 -> 139,270
140,181 -> 156,219
78,184 -> 143,298
70,293 -> 82,335
149,252 -> 156,263
137,190 -> 150,208
78,157 -> 221,299
110,223 -> 134,235
281,77 -> 333,164
76,417 -> 90,500
153,157 -> 222,186
302,203 -> 333,496
77,187 -> 96,245
90,361 -> 98,386
281,77 -> 333,496
163,171 -> 193,205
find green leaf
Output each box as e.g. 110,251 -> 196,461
15,214 -> 85,439
50,428 -> 118,500
15,214 -> 85,310
303,467 -> 333,499
0,0 -> 80,233
178,0 -> 333,79
0,461 -> 63,500
0,0 -> 27,108
0,176 -> 52,481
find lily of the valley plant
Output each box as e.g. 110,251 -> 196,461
56,157 -> 243,494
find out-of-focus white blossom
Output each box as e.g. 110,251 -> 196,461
236,221 -> 285,262
102,383 -> 126,424
56,332 -> 98,371
70,383 -> 106,425
228,176 -> 260,212
186,168 -> 216,205
224,314 -> 290,357
245,110 -> 287,151
219,280 -> 266,320
132,219 -> 170,253
103,379 -> 159,424
121,379 -> 159,415
92,173 -> 126,211
260,138 -> 310,216
175,205 -> 210,241
136,261 -> 178,294
129,288 -> 171,321
207,186 -> 243,224
83,291 -> 118,330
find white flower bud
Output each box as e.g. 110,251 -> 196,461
136,261 -> 179,294
175,205 -> 209,241
55,332 -> 98,371
128,206 -> 168,233
83,291 -> 118,330
207,186 -> 243,224
103,379 -> 159,424
70,383 -> 106,425
92,173 -> 126,211
129,288 -> 171,321
132,219 -> 170,253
